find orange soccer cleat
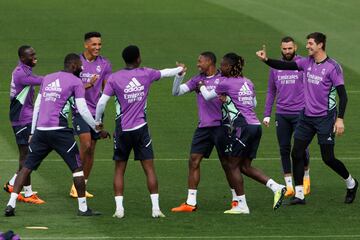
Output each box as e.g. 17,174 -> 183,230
171,203 -> 197,212
22,194 -> 45,204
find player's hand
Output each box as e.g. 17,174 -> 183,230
176,62 -> 187,76
99,130 -> 111,139
218,94 -> 227,103
333,118 -> 345,136
90,74 -> 99,85
196,80 -> 204,93
256,45 -> 268,62
96,123 -> 103,131
263,117 -> 271,127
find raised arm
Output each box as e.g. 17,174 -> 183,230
256,45 -> 299,70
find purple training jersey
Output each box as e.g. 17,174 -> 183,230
216,76 -> 260,125
103,67 -> 161,131
186,72 -> 224,128
10,61 -> 43,126
78,54 -> 112,115
37,71 -> 85,128
264,56 -> 305,117
295,56 -> 344,117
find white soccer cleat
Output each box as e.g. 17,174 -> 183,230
112,209 -> 124,219
224,205 -> 250,214
152,209 -> 166,218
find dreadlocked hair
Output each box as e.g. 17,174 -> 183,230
223,53 -> 245,77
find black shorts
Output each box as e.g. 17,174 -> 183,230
230,124 -> 262,159
24,128 -> 82,171
113,124 -> 154,161
294,109 -> 336,145
190,126 -> 231,158
12,124 -> 31,145
72,113 -> 100,140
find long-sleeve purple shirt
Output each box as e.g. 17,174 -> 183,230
263,56 -> 304,117
9,61 -> 43,126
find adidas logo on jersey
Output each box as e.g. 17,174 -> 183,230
238,82 -> 252,96
124,77 -> 144,93
45,79 -> 62,92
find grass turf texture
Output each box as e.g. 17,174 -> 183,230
1,0 -> 360,239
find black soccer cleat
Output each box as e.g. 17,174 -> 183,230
4,205 -> 15,217
289,196 -> 306,205
77,208 -> 102,217
345,179 -> 358,204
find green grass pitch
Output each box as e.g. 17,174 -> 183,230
1,0 -> 360,239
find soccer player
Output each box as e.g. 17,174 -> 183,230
5,53 -> 101,217
70,31 -> 112,198
263,36 -> 310,197
95,45 -> 184,218
5,45 -> 45,204
171,52 -> 233,212
256,32 -> 358,204
200,53 -> 286,214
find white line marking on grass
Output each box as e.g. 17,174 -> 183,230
21,235 -> 360,239
1,157 -> 360,162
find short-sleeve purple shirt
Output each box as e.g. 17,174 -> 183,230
295,56 -> 344,116
37,71 -> 85,128
216,76 -> 260,125
185,72 -> 224,128
103,67 -> 161,131
78,54 -> 112,115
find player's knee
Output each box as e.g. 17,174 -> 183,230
240,165 -> 249,175
189,155 -> 201,169
291,148 -> 303,162
280,145 -> 291,157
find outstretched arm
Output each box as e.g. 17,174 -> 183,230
199,85 -> 217,101
256,45 -> 299,70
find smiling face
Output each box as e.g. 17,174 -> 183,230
306,38 -> 323,57
281,41 -> 297,61
21,47 -> 37,67
84,37 -> 102,58
197,55 -> 212,74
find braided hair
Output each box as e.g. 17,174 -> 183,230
223,53 -> 245,77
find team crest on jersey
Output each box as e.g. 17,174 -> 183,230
321,68 -> 326,75
96,65 -> 101,73
307,67 -> 312,71
214,78 -> 220,84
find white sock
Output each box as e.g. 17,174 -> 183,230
78,197 -> 87,212
266,179 -> 282,193
231,189 -> 237,201
304,169 -> 310,179
150,193 -> 160,210
345,175 -> 356,189
284,176 -> 293,188
9,174 -> 17,186
295,185 -> 304,199
23,185 -> 33,198
7,193 -> 18,208
186,189 -> 197,206
237,195 -> 248,209
115,196 -> 124,211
